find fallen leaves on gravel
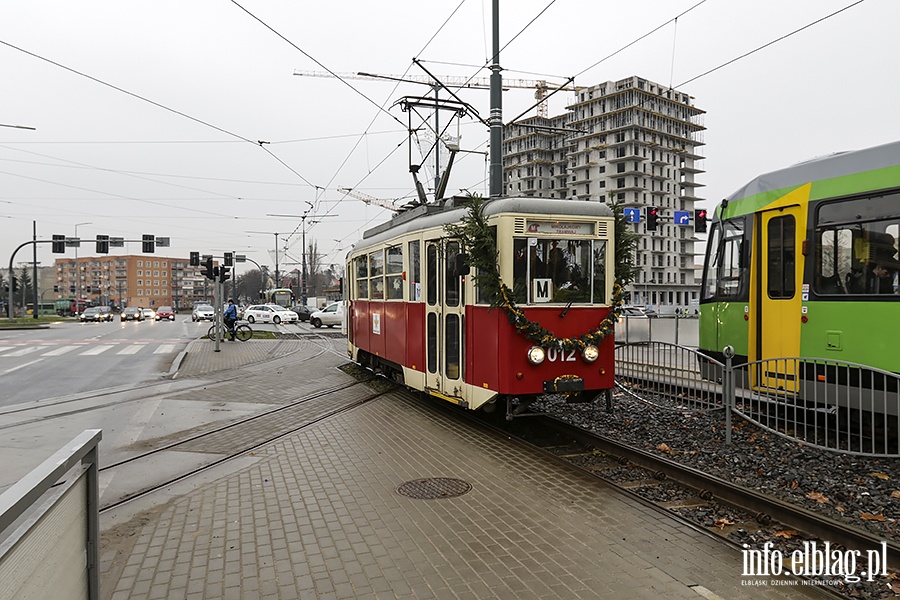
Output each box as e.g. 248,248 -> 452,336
806,491 -> 829,504
714,518 -> 734,529
861,512 -> 886,522
774,529 -> 799,539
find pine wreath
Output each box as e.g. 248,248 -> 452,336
444,194 -> 639,350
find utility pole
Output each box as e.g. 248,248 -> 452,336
32,222 -> 38,319
266,210 -> 336,305
489,0 -> 503,197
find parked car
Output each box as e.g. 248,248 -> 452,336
155,306 -> 175,321
291,305 -> 313,322
80,306 -> 112,322
619,306 -> 659,318
121,306 -> 143,321
142,308 -> 155,320
192,304 -> 215,321
244,304 -> 298,325
310,301 -> 343,328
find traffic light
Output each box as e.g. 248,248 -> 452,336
201,256 -> 214,280
646,206 -> 659,231
96,234 -> 110,254
218,266 -> 230,282
52,234 -> 66,254
223,252 -> 233,267
142,234 -> 155,253
189,251 -> 200,267
695,209 -> 708,233
86,286 -> 92,294
53,285 -> 59,293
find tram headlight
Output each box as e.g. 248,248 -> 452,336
526,346 -> 546,365
582,345 -> 599,363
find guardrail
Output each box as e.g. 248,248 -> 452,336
0,430 -> 102,600
614,342 -> 900,457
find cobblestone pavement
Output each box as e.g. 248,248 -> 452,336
99,338 -> 821,600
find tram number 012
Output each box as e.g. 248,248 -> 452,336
546,348 -> 577,362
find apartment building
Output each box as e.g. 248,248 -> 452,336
55,255 -> 213,310
503,76 -> 706,312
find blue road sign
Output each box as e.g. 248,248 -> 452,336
624,208 -> 641,223
674,210 -> 690,225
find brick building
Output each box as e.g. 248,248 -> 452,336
54,255 -> 213,310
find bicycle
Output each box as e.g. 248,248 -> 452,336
207,319 -> 252,342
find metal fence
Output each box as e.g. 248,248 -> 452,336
614,342 -> 900,457
0,430 -> 102,600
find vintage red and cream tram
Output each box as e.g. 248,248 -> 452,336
346,195 -> 618,413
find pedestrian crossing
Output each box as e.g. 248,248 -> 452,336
0,342 -> 182,358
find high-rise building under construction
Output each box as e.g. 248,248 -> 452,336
502,75 -> 705,311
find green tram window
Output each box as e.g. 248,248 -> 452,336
767,215 -> 796,299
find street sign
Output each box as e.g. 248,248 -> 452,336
65,237 -> 81,248
624,208 -> 641,223
235,254 -> 247,263
110,237 -> 125,247
674,210 -> 690,225
156,237 -> 170,248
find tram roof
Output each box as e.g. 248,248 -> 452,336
352,196 -> 613,253
720,139 -> 900,218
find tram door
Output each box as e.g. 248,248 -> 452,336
424,239 -> 466,403
756,207 -> 803,393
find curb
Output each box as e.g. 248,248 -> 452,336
166,338 -> 197,379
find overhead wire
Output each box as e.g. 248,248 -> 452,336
675,0 -> 866,87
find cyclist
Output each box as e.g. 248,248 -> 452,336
223,299 -> 238,341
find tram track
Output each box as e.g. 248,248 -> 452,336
99,380 -> 388,513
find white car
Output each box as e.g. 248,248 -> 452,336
192,304 -> 215,321
141,308 -> 156,320
310,302 -> 344,328
244,304 -> 298,325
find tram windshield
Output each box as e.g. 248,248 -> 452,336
512,238 -> 603,304
701,217 -> 748,301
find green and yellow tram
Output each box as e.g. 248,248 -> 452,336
699,140 -> 900,397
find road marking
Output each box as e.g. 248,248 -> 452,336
4,346 -> 41,357
3,358 -> 44,374
42,345 -> 85,356
117,344 -> 146,355
0,347 -> 17,354
79,345 -> 114,356
154,344 -> 175,354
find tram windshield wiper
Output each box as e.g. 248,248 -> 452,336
559,299 -> 574,318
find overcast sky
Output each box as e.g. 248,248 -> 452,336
1,0 -> 897,275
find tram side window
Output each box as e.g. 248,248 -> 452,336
355,256 -> 369,299
816,194 -> 900,296
767,215 -> 795,299
369,250 -> 384,300
592,240 -> 607,305
385,245 -> 403,300
409,240 -> 421,301
445,241 -> 461,307
426,244 -> 437,306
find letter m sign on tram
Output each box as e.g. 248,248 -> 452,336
624,208 -> 641,223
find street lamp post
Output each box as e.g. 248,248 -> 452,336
74,222 -> 91,316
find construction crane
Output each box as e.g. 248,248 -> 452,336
293,70 -> 580,118
339,187 -> 419,212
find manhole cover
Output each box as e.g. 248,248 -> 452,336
397,477 -> 472,499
